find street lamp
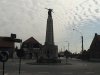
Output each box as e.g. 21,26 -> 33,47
65,41 -> 70,51
73,29 -> 84,53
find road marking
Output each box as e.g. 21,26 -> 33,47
85,71 -> 95,74
38,72 -> 50,74
0,70 -> 7,72
63,72 -> 73,75
4,73 -> 8,75
0,70 -> 2,72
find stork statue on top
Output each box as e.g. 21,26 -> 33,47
48,9 -> 53,17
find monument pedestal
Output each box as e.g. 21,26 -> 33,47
42,45 -> 58,59
38,45 -> 59,63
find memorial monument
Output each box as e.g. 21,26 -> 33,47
39,9 -> 58,62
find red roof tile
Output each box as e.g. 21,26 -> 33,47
23,37 -> 41,45
97,35 -> 100,41
0,37 -> 14,48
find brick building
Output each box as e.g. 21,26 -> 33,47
88,33 -> 100,59
22,37 -> 42,59
0,37 -> 14,58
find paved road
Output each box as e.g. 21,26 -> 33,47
0,58 -> 100,75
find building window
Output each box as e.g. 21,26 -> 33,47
23,44 -> 27,48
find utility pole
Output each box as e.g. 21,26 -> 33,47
73,29 -> 84,53
81,36 -> 83,53
68,42 -> 70,51
65,41 -> 70,51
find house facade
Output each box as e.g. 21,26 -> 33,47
22,37 -> 42,59
0,37 -> 14,58
88,33 -> 100,59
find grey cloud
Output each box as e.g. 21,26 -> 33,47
95,9 -> 100,13
0,0 -> 100,52
93,0 -> 98,5
75,12 -> 83,21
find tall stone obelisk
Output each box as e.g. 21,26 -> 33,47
42,9 -> 58,60
45,9 -> 54,45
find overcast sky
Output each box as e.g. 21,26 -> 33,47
0,0 -> 100,53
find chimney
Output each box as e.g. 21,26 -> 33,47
95,33 -> 97,36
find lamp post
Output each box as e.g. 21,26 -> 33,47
73,29 -> 84,53
64,41 -> 70,63
65,41 -> 70,51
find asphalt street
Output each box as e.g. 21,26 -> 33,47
0,58 -> 100,75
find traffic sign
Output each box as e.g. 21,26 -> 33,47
14,39 -> 22,43
0,51 -> 9,62
11,34 -> 16,39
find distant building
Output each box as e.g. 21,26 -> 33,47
64,50 -> 72,57
22,37 -> 42,59
0,36 -> 14,58
88,33 -> 100,59
58,51 -> 65,57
